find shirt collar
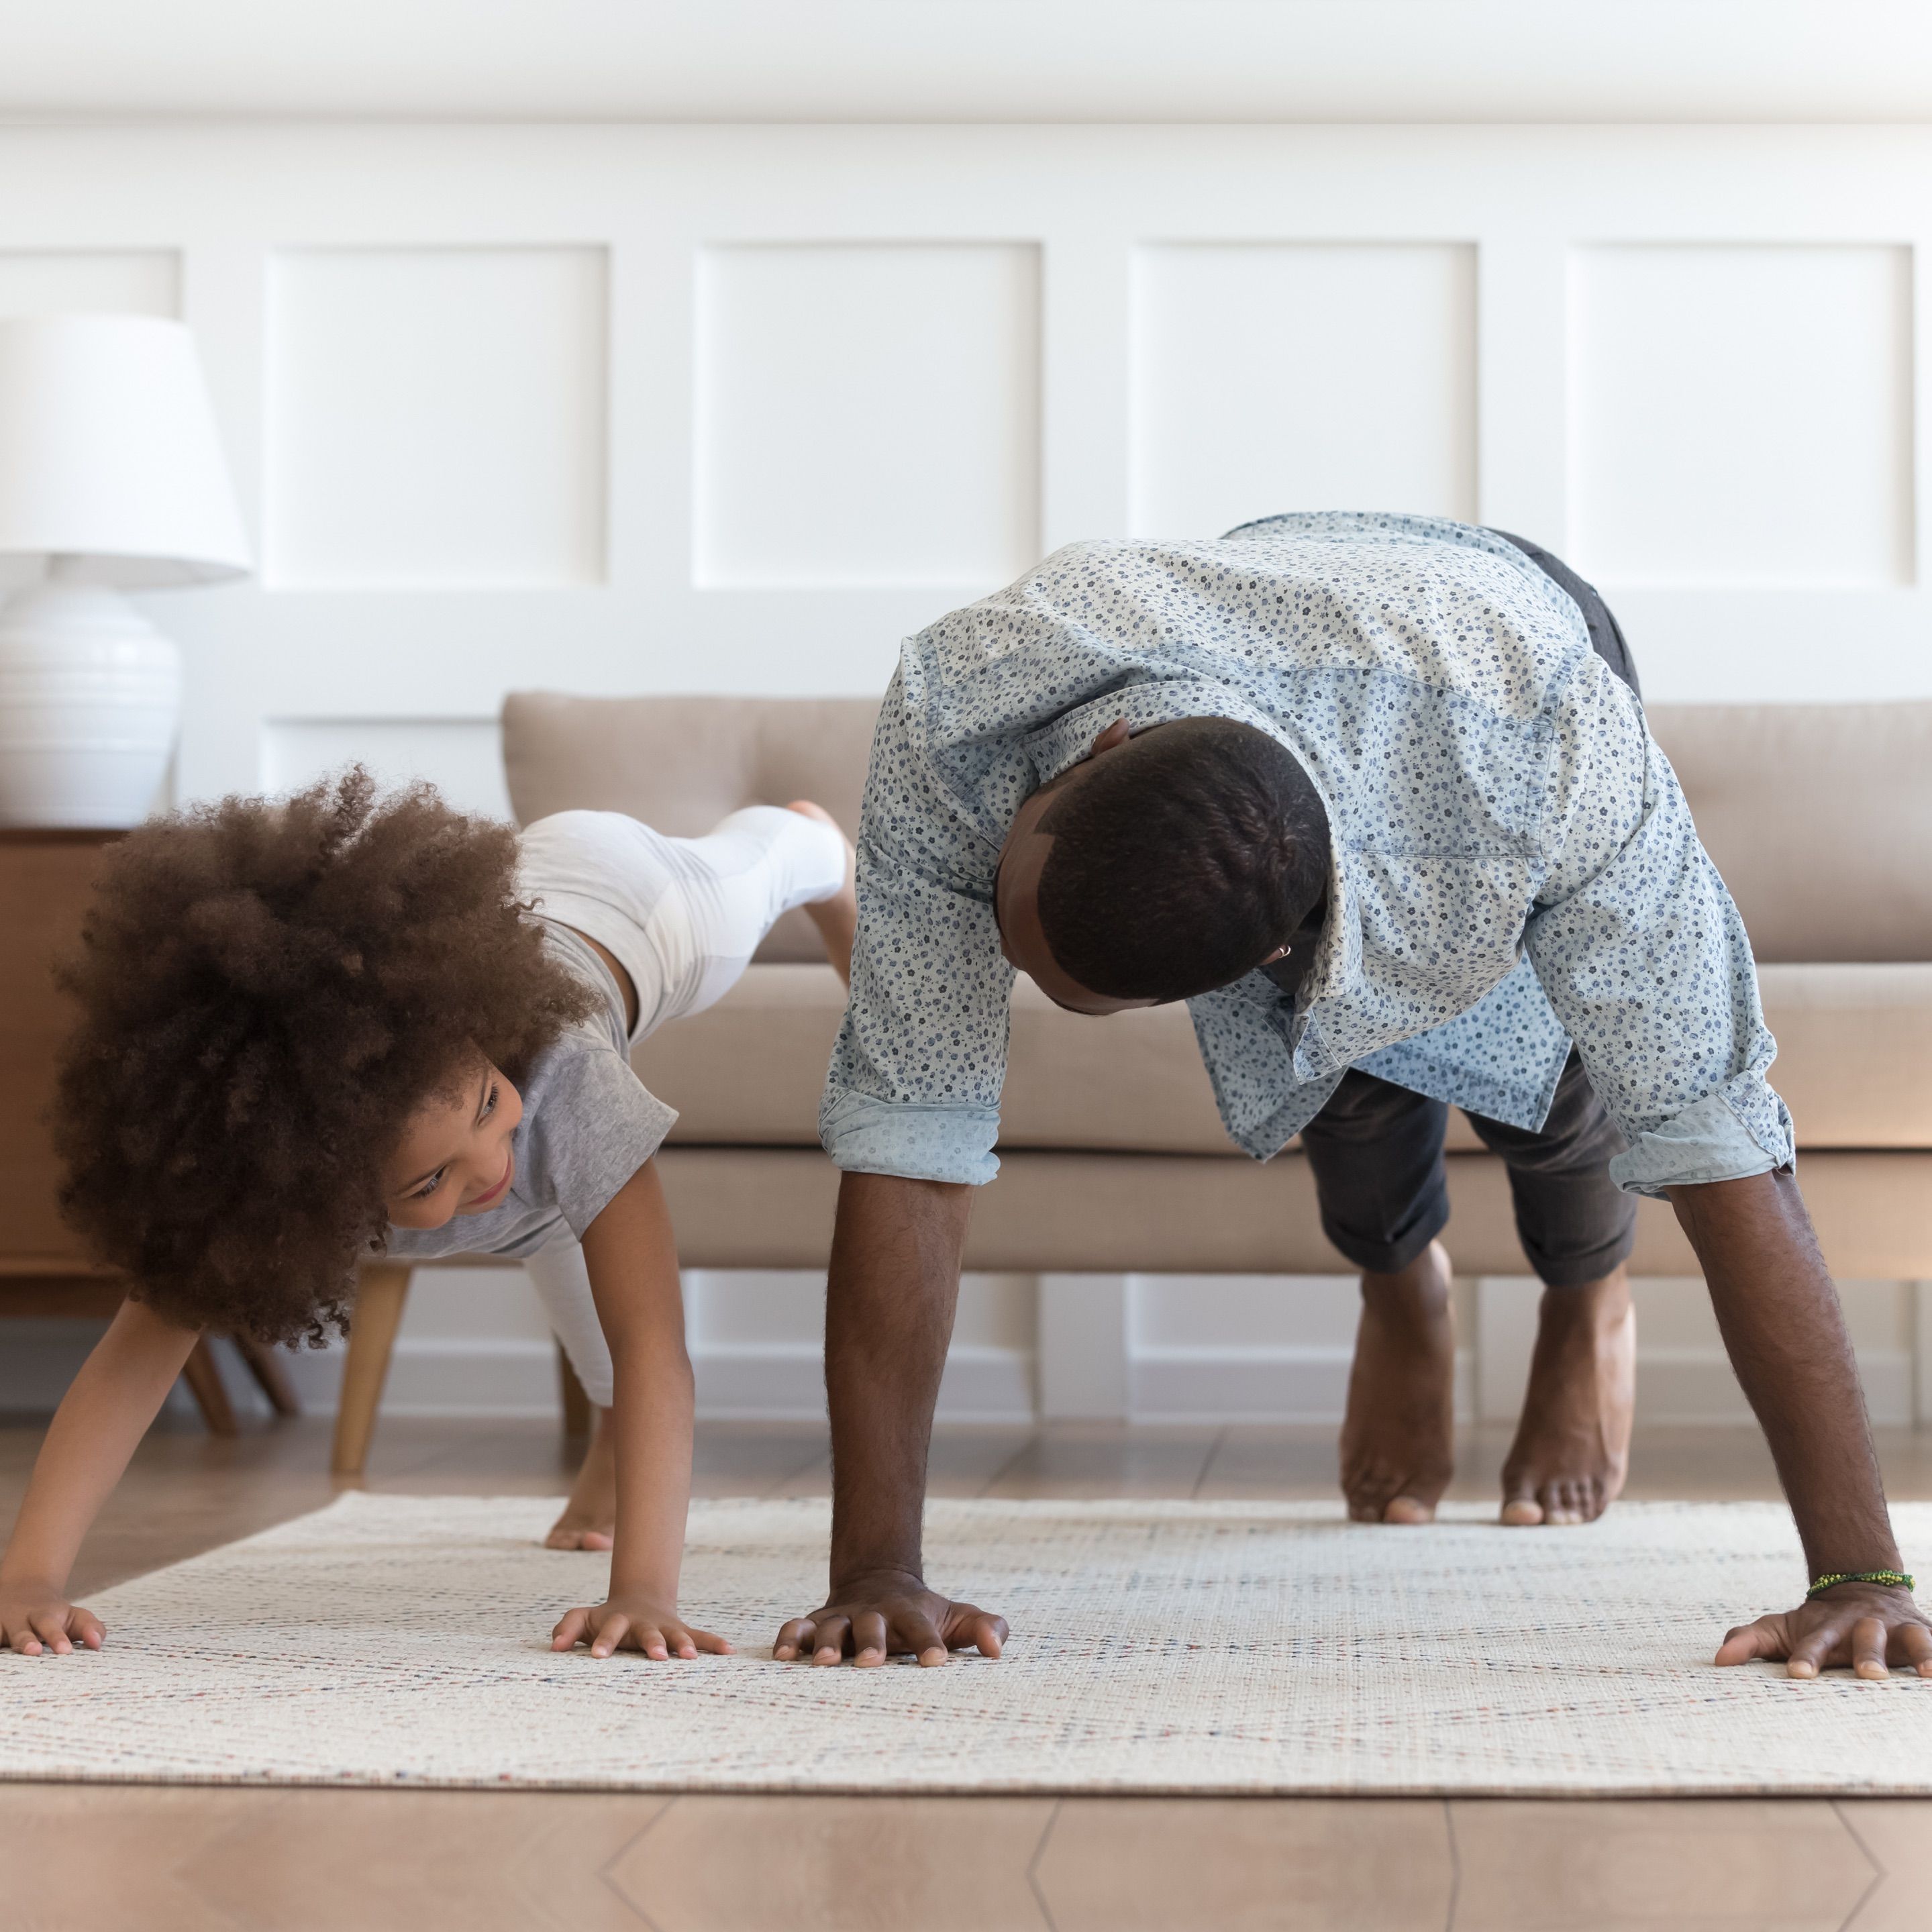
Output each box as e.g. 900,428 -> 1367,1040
1020,676 -> 1280,790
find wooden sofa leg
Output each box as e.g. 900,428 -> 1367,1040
180,1337 -> 238,1436
232,1336 -> 301,1417
558,1341 -> 593,1441
332,1265 -> 411,1478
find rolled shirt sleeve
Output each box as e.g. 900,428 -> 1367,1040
1523,659 -> 1795,1197
819,671 -> 1017,1186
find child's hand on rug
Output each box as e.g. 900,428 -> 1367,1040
550,1596 -> 732,1662
1715,1583 -> 1932,1680
0,1584 -> 105,1658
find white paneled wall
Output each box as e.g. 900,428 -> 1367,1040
260,718 -> 513,821
0,249 -> 177,319
1568,244 -> 1915,587
264,248 -> 609,589
3,122 -> 1929,1426
1131,243 -> 1478,536
694,244 -> 1041,587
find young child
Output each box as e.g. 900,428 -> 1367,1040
0,769 -> 854,1664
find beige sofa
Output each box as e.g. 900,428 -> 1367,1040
502,693 -> 1932,1284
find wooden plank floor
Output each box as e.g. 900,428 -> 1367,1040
5,1411 -> 1932,1931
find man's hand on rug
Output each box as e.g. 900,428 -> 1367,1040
550,1596 -> 732,1662
0,1585 -> 104,1657
1715,1584 -> 1932,1680
773,1571 -> 1009,1668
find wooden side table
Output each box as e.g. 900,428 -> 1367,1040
0,828 -> 300,1432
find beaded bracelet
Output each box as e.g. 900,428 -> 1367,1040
1806,1569 -> 1915,1599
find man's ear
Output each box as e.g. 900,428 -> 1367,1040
1086,717 -> 1132,760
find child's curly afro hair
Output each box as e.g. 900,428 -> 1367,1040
53,768 -> 598,1347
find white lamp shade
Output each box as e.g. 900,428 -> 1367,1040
0,313 -> 252,587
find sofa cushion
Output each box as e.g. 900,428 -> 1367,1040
635,966 -> 1233,1156
633,960 -> 1932,1154
1757,963 -> 1932,1148
1646,701 -> 1932,963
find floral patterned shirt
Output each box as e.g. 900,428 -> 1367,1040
819,512 -> 1794,1199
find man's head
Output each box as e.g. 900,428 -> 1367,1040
994,717 -> 1329,1012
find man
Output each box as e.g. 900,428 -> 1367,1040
776,511 -> 1932,1682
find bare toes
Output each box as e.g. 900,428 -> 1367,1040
1501,1495 -> 1543,1525
545,1517 -> 615,1552
1382,1496 -> 1435,1525
1538,1481 -> 1592,1525
1341,1461 -> 1400,1521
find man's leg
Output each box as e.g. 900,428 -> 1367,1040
1299,1073 -> 1458,1524
1464,1051 -> 1638,1525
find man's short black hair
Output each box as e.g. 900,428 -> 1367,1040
1035,717 -> 1329,1003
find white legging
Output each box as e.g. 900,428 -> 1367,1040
515,805 -> 845,1405
525,1240 -> 618,1407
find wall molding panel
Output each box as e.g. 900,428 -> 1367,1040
0,247 -> 178,320
1131,241 -> 1478,540
62,1271 -> 1913,1431
1567,242 -> 1915,589
264,246 -> 609,589
693,242 -> 1041,589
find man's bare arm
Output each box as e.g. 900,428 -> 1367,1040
1672,1169 -> 1932,1678
772,1170 -> 1008,1666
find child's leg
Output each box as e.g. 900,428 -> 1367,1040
524,1239 -> 619,1551
526,1239 -> 614,1407
780,801 -> 858,983
636,805 -> 848,1037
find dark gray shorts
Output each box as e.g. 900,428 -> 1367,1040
1299,1048 -> 1637,1286
1296,535 -> 1640,1286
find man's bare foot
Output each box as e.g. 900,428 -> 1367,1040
1499,1268 -> 1635,1526
1339,1240 -> 1456,1523
785,800 -> 857,985
546,1407 -> 615,1550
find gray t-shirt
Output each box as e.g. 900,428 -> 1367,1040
383,922 -> 677,1262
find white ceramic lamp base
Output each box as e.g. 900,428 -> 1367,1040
0,578 -> 181,829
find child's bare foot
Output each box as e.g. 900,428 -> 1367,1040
546,1407 -> 616,1550
786,799 -> 857,984
1339,1240 -> 1456,1523
1500,1269 -> 1635,1525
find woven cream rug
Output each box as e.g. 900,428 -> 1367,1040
5,1492 -> 1931,1795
